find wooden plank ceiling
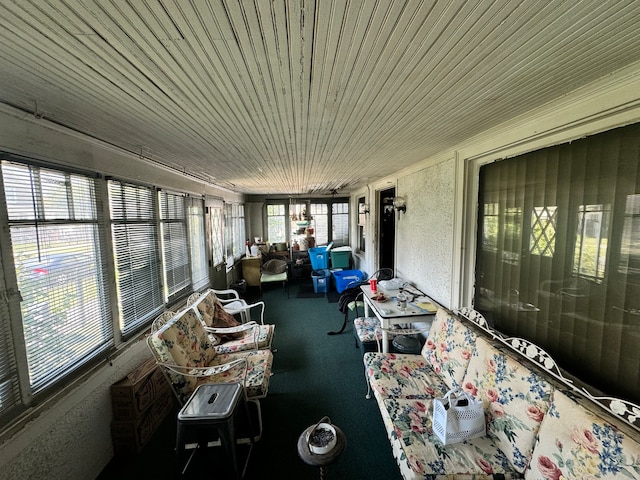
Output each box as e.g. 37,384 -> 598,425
1,0 -> 640,195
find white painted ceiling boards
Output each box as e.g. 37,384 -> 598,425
1,1 -> 640,195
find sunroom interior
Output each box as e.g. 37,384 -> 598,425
1,1 -> 640,478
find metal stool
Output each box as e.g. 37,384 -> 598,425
176,383 -> 254,479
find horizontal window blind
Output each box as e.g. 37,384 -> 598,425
109,180 -> 163,337
188,197 -> 209,291
2,161 -> 111,392
159,191 -> 191,301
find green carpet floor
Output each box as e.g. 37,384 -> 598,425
98,280 -> 402,479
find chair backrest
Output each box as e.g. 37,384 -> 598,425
147,307 -> 218,403
151,310 -> 176,332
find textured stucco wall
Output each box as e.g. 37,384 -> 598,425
0,340 -> 151,480
395,159 -> 457,308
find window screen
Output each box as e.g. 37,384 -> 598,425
3,161 -> 111,392
109,180 -> 163,337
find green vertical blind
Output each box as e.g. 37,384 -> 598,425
475,123 -> 640,403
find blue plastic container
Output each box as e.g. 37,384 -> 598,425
333,269 -> 365,293
309,247 -> 329,270
311,268 -> 331,293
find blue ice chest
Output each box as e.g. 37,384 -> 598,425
309,247 -> 329,270
333,269 -> 365,293
311,269 -> 331,293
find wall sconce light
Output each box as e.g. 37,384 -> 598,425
392,196 -> 406,214
359,203 -> 370,214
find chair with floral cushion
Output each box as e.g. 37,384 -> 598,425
147,306 -> 273,438
209,287 -> 254,323
186,290 -> 275,354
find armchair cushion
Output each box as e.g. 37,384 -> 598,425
149,308 -> 273,403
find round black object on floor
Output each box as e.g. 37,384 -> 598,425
392,335 -> 421,354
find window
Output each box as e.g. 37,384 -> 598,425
358,197 -> 366,252
3,161 -> 111,394
109,180 -> 163,338
224,203 -> 246,267
619,194 -> 640,277
159,191 -> 191,302
310,203 -> 328,245
475,122 -> 640,404
266,204 -> 286,243
482,203 -> 499,251
331,202 -> 349,246
530,206 -> 557,257
210,206 -> 224,266
188,197 -> 209,291
573,204 -> 609,281
287,199 -> 350,248
0,153 -> 235,429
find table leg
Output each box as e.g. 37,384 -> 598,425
381,318 -> 390,353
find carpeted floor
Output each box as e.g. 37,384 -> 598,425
98,281 -> 402,480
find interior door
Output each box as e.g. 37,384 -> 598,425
378,187 -> 396,272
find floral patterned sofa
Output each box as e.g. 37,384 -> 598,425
363,307 -> 640,479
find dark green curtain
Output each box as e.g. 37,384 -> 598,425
475,122 -> 640,403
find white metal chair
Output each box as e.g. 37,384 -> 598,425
186,290 -> 275,354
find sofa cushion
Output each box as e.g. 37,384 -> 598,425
461,336 -> 554,473
422,308 -> 477,391
526,389 -> 640,480
364,352 -> 450,401
381,397 -> 520,479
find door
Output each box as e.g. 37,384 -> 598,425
378,187 -> 396,272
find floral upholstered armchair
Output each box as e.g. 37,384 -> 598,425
186,289 -> 275,354
147,306 -> 273,436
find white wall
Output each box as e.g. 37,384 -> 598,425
395,157 -> 458,308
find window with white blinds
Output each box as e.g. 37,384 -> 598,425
187,197 -> 209,291
159,191 -> 191,302
2,161 -> 112,393
109,180 -> 163,337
